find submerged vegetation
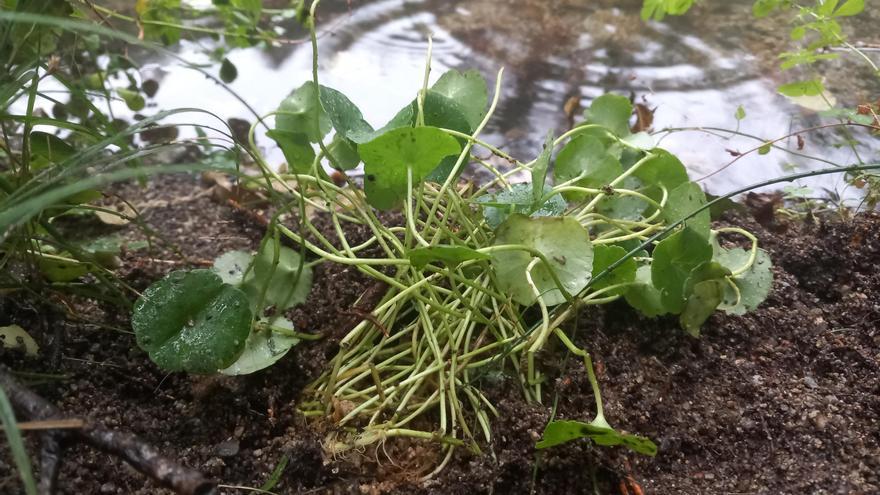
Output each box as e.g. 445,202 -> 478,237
1,0 -> 879,492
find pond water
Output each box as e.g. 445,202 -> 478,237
135,0 -> 880,197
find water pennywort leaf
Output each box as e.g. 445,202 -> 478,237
132,269 -> 252,374
536,419 -> 657,456
583,93 -> 632,137
240,242 -> 312,314
360,126 -> 461,210
220,317 -> 300,375
477,183 -> 567,229
276,81 -> 331,143
554,135 -> 622,201
430,69 -> 488,131
491,214 -> 593,307
651,227 -> 713,313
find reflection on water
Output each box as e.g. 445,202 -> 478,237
138,0 -> 879,196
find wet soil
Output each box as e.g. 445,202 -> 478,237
2,176 -> 879,495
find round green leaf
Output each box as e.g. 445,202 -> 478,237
632,149 -> 689,192
360,126 -> 461,210
276,81 -> 331,143
583,93 -> 632,137
624,265 -> 667,317
319,85 -> 374,143
132,269 -> 252,374
680,279 -> 725,337
554,135 -> 622,201
715,247 -> 773,315
240,242 -> 312,314
591,244 -> 637,296
664,181 -> 711,239
477,183 -> 567,229
266,129 -> 315,174
220,317 -> 300,375
491,214 -> 593,307
651,227 -> 713,313
430,69 -> 488,131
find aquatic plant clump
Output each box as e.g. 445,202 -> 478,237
128,1 -> 774,471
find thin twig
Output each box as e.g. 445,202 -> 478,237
0,368 -> 215,495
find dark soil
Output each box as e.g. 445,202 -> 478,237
2,175 -> 879,495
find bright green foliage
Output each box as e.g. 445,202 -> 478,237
583,93 -> 633,137
276,81 -> 331,143
632,149 -> 689,193
625,266 -> 668,317
477,183 -> 567,229
132,270 -> 252,373
430,69 -> 489,130
491,214 -> 593,306
641,0 -> 695,20
664,181 -> 711,238
407,245 -> 490,270
360,126 -> 461,209
715,247 -> 774,315
116,88 -> 145,111
651,227 -> 713,313
136,0 -> 182,44
554,135 -> 622,200
537,419 -> 657,456
778,79 -> 825,97
266,129 -> 315,173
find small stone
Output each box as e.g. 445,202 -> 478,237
215,439 -> 240,457
100,482 -> 116,493
803,376 -> 819,389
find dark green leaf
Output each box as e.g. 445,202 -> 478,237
632,149 -> 689,191
590,245 -> 637,296
319,85 -> 374,143
651,227 -> 713,313
679,279 -> 725,337
219,57 -> 238,83
132,269 -> 252,373
29,131 -> 75,167
326,135 -> 361,171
